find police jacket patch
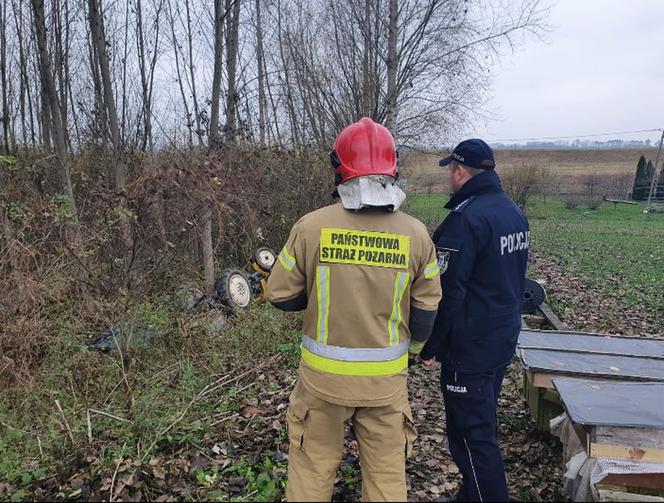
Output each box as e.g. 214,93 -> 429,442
436,249 -> 450,274
436,238 -> 461,275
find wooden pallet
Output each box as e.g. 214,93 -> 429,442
520,303 -> 565,430
523,371 -> 564,431
574,422 -> 664,464
596,485 -> 664,502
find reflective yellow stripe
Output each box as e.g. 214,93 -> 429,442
388,272 -> 410,346
316,266 -> 330,343
301,346 -> 408,376
278,246 -> 296,271
424,260 -> 442,279
408,341 -> 425,355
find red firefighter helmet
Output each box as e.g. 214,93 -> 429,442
331,117 -> 398,185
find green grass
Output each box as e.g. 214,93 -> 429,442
527,198 -> 664,320
4,191 -> 663,499
403,193 -> 664,323
401,192 -> 449,229
0,301 -> 302,498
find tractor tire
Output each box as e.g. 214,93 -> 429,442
254,247 -> 277,272
215,269 -> 253,309
522,278 -> 546,314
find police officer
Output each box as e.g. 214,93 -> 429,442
267,117 -> 442,501
420,139 -> 529,502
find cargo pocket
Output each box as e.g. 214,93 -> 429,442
402,407 -> 417,459
286,392 -> 309,452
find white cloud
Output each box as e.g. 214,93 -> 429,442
472,0 -> 664,143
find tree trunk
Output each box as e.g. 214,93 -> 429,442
255,0 -> 266,144
88,0 -> 133,251
224,0 -> 241,143
201,206 -> 215,296
184,0 -> 203,146
276,0 -> 301,149
202,0 -> 227,295
385,0 -> 398,134
209,0 -> 224,148
11,0 -> 33,147
1,181 -> 18,271
88,0 -> 124,188
360,0 -> 372,118
0,0 -> 10,154
120,0 -> 130,145
136,0 -> 153,151
52,0 -> 69,149
31,0 -> 78,227
166,0 -> 193,147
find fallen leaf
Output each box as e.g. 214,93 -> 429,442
241,405 -> 259,418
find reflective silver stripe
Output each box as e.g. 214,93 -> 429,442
388,272 -> 410,346
301,336 -> 409,362
464,437 -> 484,502
278,247 -> 296,271
424,263 -> 441,278
316,266 -> 330,343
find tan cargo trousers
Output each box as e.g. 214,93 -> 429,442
285,380 -> 417,502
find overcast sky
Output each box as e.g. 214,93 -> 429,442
472,0 -> 664,144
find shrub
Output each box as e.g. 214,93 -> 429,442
502,165 -> 557,209
562,194 -> 581,209
0,146 -> 331,385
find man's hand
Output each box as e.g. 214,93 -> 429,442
419,356 -> 436,367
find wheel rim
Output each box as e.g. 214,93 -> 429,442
228,274 -> 251,307
258,250 -> 276,269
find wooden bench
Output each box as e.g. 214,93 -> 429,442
517,330 -> 664,431
554,379 -> 664,499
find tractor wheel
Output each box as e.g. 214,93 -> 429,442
254,247 -> 277,272
522,278 -> 546,314
215,269 -> 253,309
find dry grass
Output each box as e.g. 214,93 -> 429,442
400,148 -> 659,194
0,147 -> 332,388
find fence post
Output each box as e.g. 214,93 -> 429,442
646,129 -> 664,207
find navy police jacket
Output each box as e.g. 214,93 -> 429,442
420,170 -> 529,372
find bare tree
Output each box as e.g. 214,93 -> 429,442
12,0 -> 36,147
2,0 -> 546,156
88,0 -> 133,250
385,0 -> 398,133
0,0 -> 11,154
184,0 -> 204,145
88,0 -> 122,174
224,0 -> 241,142
31,0 -> 77,224
209,0 -> 225,149
202,0 -> 227,295
255,0 -> 267,143
271,0 -> 546,145
136,0 -> 163,151
165,0 -> 194,146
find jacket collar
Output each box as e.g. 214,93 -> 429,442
444,170 -> 503,210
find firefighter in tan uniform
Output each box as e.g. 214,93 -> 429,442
267,117 -> 442,502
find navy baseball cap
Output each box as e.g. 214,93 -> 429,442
439,139 -> 496,170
